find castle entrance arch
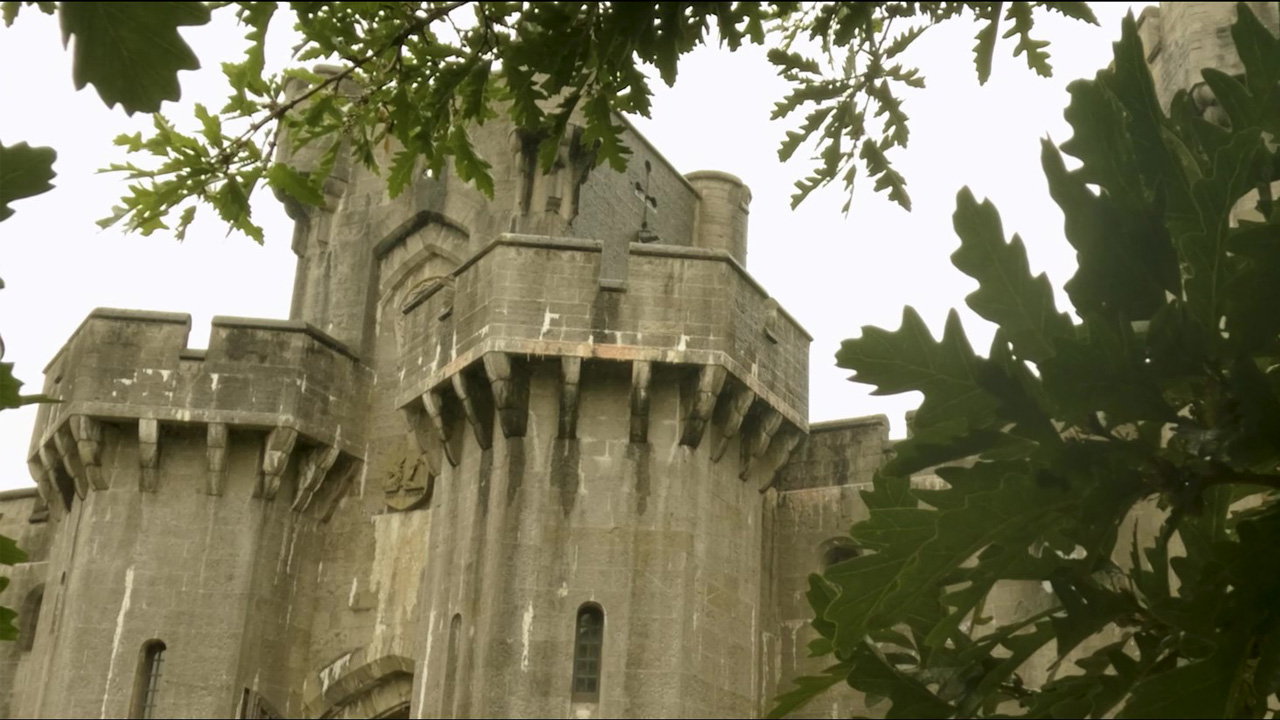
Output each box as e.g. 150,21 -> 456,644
310,655 -> 414,719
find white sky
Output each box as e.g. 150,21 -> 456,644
0,4 -> 1153,491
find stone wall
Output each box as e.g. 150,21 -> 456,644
12,427 -> 310,717
412,360 -> 780,718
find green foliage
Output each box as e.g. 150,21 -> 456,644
776,5 -> 1280,718
0,535 -> 26,641
0,141 -> 56,222
58,2 -> 211,114
1,2 -> 1095,242
0,135 -> 46,644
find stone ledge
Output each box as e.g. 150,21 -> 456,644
809,414 -> 890,433
211,315 -> 359,361
0,487 -> 38,501
405,234 -> 813,341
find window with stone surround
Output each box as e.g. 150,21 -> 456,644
442,614 -> 462,717
130,639 -> 166,719
571,604 -> 604,703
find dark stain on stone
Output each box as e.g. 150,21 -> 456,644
506,437 -> 524,506
477,448 -> 493,519
589,290 -> 620,345
629,442 -> 651,516
550,438 -> 580,516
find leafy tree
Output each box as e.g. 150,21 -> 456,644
0,148 -> 45,640
1,1 -> 1096,241
773,5 -> 1280,718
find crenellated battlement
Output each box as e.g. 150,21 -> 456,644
389,233 -> 811,491
396,234 -> 810,426
26,309 -> 370,514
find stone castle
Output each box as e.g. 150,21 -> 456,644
0,3 -> 1270,717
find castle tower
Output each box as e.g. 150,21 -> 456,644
7,76 -> 809,715
6,4 -> 1269,718
280,104 -> 810,715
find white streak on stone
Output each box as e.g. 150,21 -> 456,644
540,308 -> 561,339
418,609 -> 437,714
100,566 -> 135,719
521,601 -> 534,671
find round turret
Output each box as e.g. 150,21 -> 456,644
685,170 -> 751,266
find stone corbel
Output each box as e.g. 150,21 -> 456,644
138,418 -> 160,493
26,458 -> 50,505
422,390 -> 462,467
293,445 -> 340,512
70,416 -> 106,491
711,384 -> 756,462
320,460 -> 361,523
53,425 -> 87,499
559,357 -> 582,439
451,370 -> 493,451
484,352 -> 529,439
37,444 -> 62,500
680,365 -> 726,449
740,406 -> 783,481
260,426 -> 298,500
630,361 -> 652,444
758,424 -> 803,494
206,423 -> 228,496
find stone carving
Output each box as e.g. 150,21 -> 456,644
381,454 -> 433,512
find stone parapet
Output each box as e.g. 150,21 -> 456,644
27,309 -> 370,509
395,234 -> 810,430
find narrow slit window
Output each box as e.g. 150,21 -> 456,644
132,640 -> 166,719
571,604 -> 604,703
442,614 -> 461,718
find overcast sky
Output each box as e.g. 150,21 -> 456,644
0,4 -> 1154,491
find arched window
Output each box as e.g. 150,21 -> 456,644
571,604 -> 604,703
130,640 -> 166,718
18,585 -> 43,651
441,614 -> 461,718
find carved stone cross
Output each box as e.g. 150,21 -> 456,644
634,159 -> 659,244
